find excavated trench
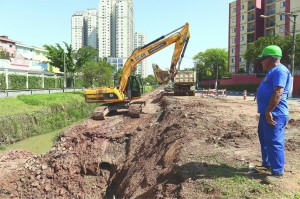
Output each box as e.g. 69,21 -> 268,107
0,91 -> 190,198
1,91 -> 300,198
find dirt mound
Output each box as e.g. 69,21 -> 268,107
0,92 -> 299,198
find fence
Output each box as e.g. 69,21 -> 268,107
0,88 -> 85,98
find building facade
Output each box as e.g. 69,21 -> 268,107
0,36 -> 49,72
228,0 -> 300,73
134,32 -> 148,77
71,9 -> 98,52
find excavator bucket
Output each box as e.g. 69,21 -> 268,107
152,64 -> 172,83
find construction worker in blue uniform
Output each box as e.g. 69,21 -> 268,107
256,45 -> 292,184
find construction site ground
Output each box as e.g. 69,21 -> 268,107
0,90 -> 299,198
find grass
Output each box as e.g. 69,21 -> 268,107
0,98 -> 42,116
0,92 -> 98,145
192,156 -> 276,199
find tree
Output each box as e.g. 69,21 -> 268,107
80,59 -> 115,88
144,75 -> 157,85
193,48 -> 228,80
0,47 -> 10,59
243,35 -> 297,69
43,42 -> 75,73
74,46 -> 98,69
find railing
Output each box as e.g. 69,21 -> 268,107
266,0 -> 276,4
247,27 -> 255,32
266,9 -> 276,16
0,87 -> 85,98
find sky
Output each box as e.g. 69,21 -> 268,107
0,0 -> 233,75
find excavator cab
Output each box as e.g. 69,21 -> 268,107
127,75 -> 144,100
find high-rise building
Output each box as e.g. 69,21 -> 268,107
71,9 -> 98,51
228,0 -> 300,73
71,12 -> 85,51
85,9 -> 98,49
114,0 -> 134,58
98,0 -> 113,57
134,32 -> 148,77
98,0 -> 134,58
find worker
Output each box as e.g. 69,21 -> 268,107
255,45 -> 292,184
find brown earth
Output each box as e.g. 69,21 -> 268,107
0,91 -> 299,198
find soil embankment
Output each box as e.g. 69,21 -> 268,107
0,91 -> 299,198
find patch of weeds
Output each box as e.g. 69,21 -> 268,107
201,163 -> 275,198
289,193 -> 300,199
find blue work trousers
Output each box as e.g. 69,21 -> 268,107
258,114 -> 288,175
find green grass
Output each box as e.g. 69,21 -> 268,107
0,129 -> 61,154
0,98 -> 42,116
0,92 -> 98,145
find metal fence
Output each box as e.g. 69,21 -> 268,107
0,88 -> 85,98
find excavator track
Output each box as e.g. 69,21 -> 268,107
128,101 -> 145,118
93,106 -> 109,120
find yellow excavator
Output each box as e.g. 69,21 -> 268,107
84,22 -> 190,119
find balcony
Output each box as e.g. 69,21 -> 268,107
248,4 -> 255,10
266,21 -> 275,28
266,9 -> 276,16
247,27 -> 255,32
248,14 -> 255,22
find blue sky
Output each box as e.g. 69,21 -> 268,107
0,0 -> 233,74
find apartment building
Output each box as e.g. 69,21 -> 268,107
134,32 -> 148,78
228,0 -> 300,73
71,9 -> 98,51
71,12 -> 85,51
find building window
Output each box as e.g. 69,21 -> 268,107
240,15 -> 244,20
241,25 -> 244,31
240,36 -> 244,42
279,26 -> 285,33
231,58 -> 234,63
232,7 -> 236,13
232,17 -> 236,23
232,37 -> 236,43
241,5 -> 244,10
280,15 -> 285,20
280,2 -> 285,7
232,28 -> 236,33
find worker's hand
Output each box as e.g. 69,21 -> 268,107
266,112 -> 276,125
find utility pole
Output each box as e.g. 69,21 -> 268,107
278,12 -> 297,97
64,53 -> 66,88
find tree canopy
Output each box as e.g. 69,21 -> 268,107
243,34 -> 300,69
193,48 -> 228,81
0,47 -> 10,60
80,59 -> 115,88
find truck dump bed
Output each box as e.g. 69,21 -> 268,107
174,71 -> 196,85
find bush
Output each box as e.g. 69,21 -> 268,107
0,73 -> 5,90
28,76 -> 42,89
9,74 -> 26,89
44,77 -> 56,88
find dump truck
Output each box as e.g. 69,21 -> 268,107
173,70 -> 196,96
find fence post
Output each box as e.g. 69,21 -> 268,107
5,69 -> 8,90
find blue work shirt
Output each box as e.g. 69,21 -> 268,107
257,63 -> 291,116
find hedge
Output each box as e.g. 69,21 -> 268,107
0,73 -> 5,90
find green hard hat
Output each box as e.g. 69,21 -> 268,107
257,45 -> 282,61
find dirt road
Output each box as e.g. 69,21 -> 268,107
0,91 -> 299,198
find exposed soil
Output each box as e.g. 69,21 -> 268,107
0,91 -> 299,198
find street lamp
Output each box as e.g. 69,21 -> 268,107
260,13 -> 298,97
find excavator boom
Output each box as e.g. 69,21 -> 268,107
84,22 -> 190,119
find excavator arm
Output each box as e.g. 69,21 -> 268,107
119,23 -> 190,95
